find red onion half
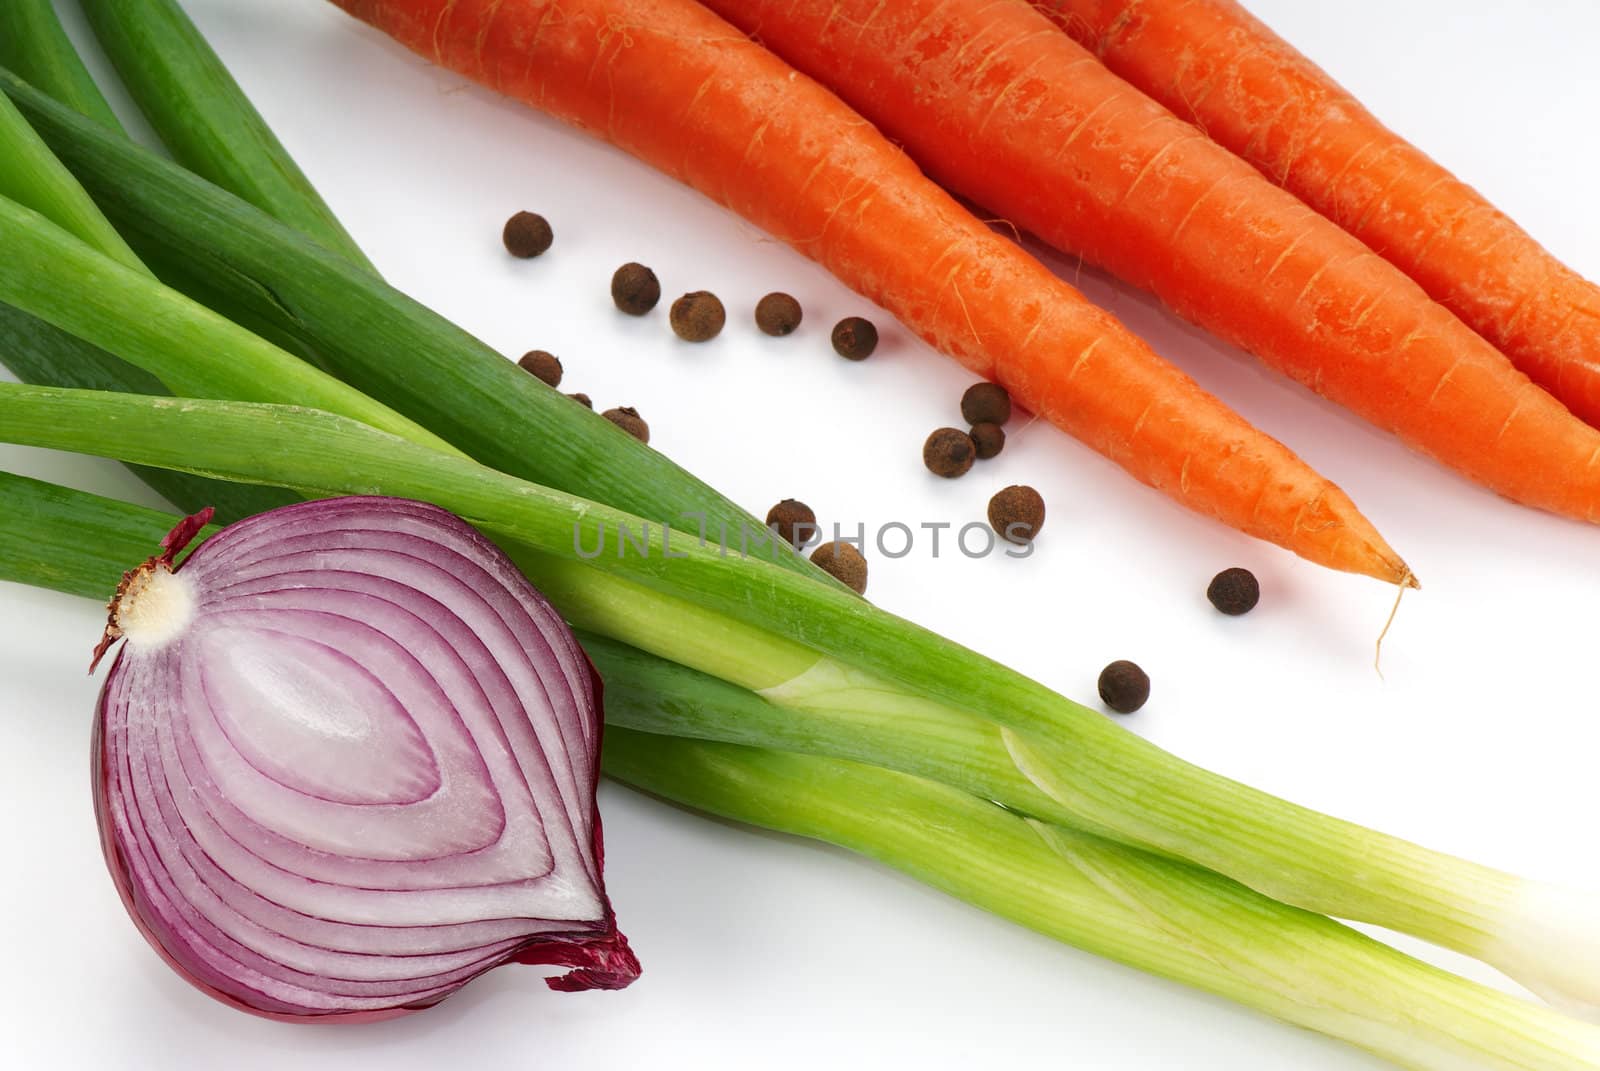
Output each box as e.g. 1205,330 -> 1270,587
90,497 -> 638,1022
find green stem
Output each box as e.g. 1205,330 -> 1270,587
78,0 -> 374,272
0,69 -> 832,587
0,88 -> 144,272
6,469 -> 1596,1069
0,383 -> 1537,978
0,192 -> 456,454
0,305 -> 295,522
0,2 -> 124,131
605,731 -> 1600,1071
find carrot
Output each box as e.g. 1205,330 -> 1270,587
700,0 -> 1600,528
329,0 -> 1408,583
1037,0 -> 1600,429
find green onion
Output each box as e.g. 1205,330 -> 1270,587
0,70 -> 828,584
0,1 -> 124,131
0,88 -> 144,272
77,0 -> 375,271
6,469 -> 1596,1069
1,380 -> 1590,1019
0,191 -> 456,453
606,731 -> 1600,1071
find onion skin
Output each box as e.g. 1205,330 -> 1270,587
91,497 -> 638,1022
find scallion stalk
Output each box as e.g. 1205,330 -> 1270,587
0,191 -> 456,454
0,88 -> 144,272
77,0 -> 375,272
0,381 -> 1591,1019
5,468 -> 1597,1069
605,731 -> 1600,1071
0,1 -> 124,131
0,70 -> 831,585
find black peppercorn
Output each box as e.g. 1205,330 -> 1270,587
923,427 -> 976,478
1098,660 -> 1150,714
611,263 -> 661,315
603,406 -> 649,443
755,292 -> 803,336
1207,567 -> 1260,615
568,392 -> 593,408
671,291 -> 726,342
517,350 -> 562,387
502,211 -> 552,258
970,421 -> 1005,460
987,484 -> 1045,544
766,498 -> 817,548
811,540 -> 868,595
831,316 -> 878,360
961,382 -> 1011,425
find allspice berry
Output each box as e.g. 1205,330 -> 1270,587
987,484 -> 1045,544
502,211 -> 552,258
670,291 -> 726,342
611,262 -> 661,315
831,316 -> 878,360
1097,660 -> 1150,714
517,350 -> 563,387
923,427 -> 976,478
970,421 -> 1005,460
961,382 -> 1011,425
568,392 -> 593,408
603,406 -> 649,443
811,540 -> 868,595
755,292 -> 803,336
1207,567 -> 1261,615
766,498 -> 817,549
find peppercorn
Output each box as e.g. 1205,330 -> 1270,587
831,316 -> 878,360
961,382 -> 1011,425
1097,660 -> 1150,714
987,484 -> 1045,544
568,392 -> 593,408
502,211 -> 552,258
755,292 -> 803,336
970,421 -> 1005,460
811,540 -> 868,595
1207,567 -> 1260,616
923,427 -> 976,478
603,406 -> 649,443
611,262 -> 661,315
766,498 -> 817,549
670,291 -> 726,342
517,350 -> 563,388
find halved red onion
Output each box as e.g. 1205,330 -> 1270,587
91,497 -> 638,1022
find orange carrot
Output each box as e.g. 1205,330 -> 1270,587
1038,0 -> 1600,428
330,0 -> 1408,582
701,0 -> 1600,528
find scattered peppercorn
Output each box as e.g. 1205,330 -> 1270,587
962,382 -> 1011,425
755,292 -> 803,336
568,392 -> 593,408
670,291 -> 726,342
811,540 -> 868,595
1207,567 -> 1260,616
502,211 -> 552,258
1097,660 -> 1150,714
611,262 -> 661,315
987,484 -> 1045,544
603,406 -> 649,443
923,427 -> 976,478
766,498 -> 817,549
517,350 -> 563,387
970,421 -> 1005,460
831,316 -> 878,360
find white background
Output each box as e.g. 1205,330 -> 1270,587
3,1 -> 1599,1067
